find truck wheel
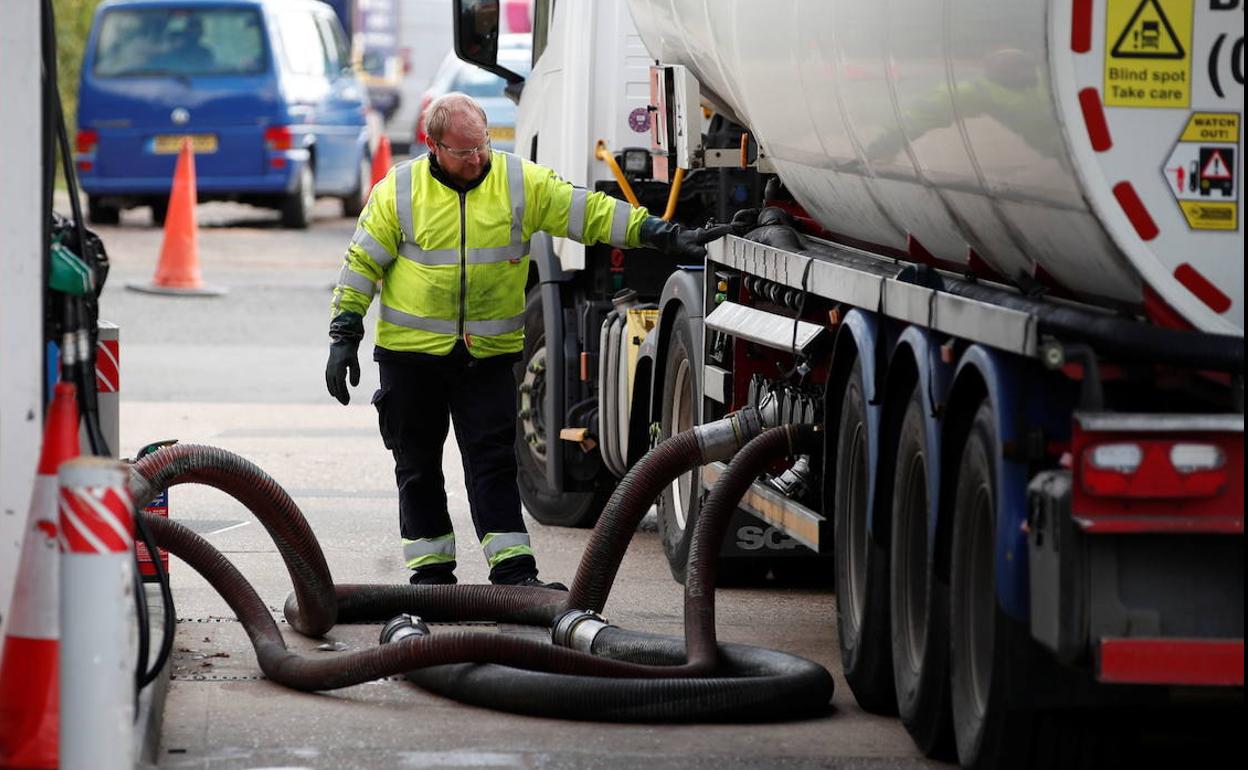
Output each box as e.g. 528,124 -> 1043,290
281,164 -> 315,229
514,287 -> 609,528
657,306 -> 700,583
949,402 -> 1033,768
834,358 -> 897,714
87,196 -> 120,225
341,155 -> 370,218
890,387 -> 952,756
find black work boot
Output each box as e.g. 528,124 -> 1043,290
517,576 -> 568,591
409,567 -> 457,586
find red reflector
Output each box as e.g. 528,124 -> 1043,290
77,160 -> 94,172
270,156 -> 287,169
76,128 -> 99,154
1071,0 -> 1094,53
1077,88 -> 1112,152
1113,181 -> 1158,241
265,126 -> 293,151
1174,263 -> 1232,314
1099,638 -> 1244,686
1081,441 -> 1227,499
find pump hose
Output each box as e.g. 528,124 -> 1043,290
129,420 -> 834,720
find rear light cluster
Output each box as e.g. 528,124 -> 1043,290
1082,440 -> 1227,498
265,126 -> 292,169
76,129 -> 98,172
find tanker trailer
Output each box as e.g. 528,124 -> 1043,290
622,0 -> 1244,766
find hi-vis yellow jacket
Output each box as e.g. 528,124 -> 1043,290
331,152 -> 649,357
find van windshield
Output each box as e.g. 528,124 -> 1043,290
93,7 -> 266,77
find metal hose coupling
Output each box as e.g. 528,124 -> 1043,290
692,405 -> 773,463
379,614 -> 431,644
551,609 -> 612,653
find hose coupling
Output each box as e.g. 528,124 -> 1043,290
694,406 -> 767,463
379,613 -> 431,645
551,609 -> 611,652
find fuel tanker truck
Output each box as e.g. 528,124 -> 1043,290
451,0 -> 1244,764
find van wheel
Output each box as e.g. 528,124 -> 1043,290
834,358 -> 897,714
281,164 -> 315,229
341,156 -> 370,218
890,386 -> 953,756
150,200 -> 168,227
87,196 -> 120,225
514,287 -> 611,528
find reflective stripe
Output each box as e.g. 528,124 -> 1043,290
399,241 -> 460,266
336,264 -> 376,296
464,314 -> 524,337
403,534 -> 456,569
465,241 -> 530,265
351,227 -> 395,268
609,199 -> 632,246
381,304 -> 458,334
506,153 -> 525,246
567,187 -> 588,241
395,161 -> 414,243
481,532 -> 533,568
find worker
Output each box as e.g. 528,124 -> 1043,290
326,92 -> 718,588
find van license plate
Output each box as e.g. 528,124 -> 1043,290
488,126 -> 514,142
153,134 -> 218,154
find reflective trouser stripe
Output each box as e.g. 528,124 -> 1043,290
609,198 -> 631,247
481,532 -> 533,568
567,187 -> 588,241
403,534 -> 456,569
336,264 -> 376,297
352,227 -> 395,268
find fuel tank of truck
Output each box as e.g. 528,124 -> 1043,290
627,0 -> 1244,335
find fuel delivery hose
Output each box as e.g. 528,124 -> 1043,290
130,408 -> 834,720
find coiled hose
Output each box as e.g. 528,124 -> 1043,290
129,415 -> 833,720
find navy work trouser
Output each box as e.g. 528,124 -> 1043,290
373,344 -> 536,584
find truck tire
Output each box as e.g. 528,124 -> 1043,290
890,387 -> 952,756
514,287 -> 609,528
834,358 -> 897,714
657,306 -> 701,583
281,164 -> 314,229
87,196 -> 120,225
949,402 -> 1033,769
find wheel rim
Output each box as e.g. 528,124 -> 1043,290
966,482 -> 995,718
667,357 -> 694,530
519,345 -> 547,464
843,420 -> 869,632
899,452 -> 930,673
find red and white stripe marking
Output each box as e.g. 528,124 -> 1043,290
95,338 -> 119,394
58,484 -> 132,554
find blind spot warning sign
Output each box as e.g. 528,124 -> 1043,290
1104,0 -> 1193,108
1162,113 -> 1240,231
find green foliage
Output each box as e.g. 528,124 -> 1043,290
52,0 -> 100,188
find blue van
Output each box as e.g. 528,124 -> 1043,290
77,0 -> 371,228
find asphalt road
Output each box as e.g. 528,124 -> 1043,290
90,194 -> 941,770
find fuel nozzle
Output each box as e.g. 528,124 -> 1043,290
379,614 -> 431,645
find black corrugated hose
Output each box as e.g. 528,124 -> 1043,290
129,423 -> 833,721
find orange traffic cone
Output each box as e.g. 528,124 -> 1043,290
126,137 -> 225,296
0,382 -> 81,769
371,134 -> 394,192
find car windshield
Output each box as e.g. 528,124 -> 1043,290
93,7 -> 267,77
450,53 -> 531,98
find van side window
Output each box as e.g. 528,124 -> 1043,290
276,10 -> 329,77
315,13 -> 350,74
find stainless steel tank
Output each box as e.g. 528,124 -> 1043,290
628,0 -> 1244,335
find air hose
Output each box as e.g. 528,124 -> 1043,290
130,409 -> 834,720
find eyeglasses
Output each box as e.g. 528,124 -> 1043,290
436,139 -> 491,159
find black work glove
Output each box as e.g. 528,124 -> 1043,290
325,311 -> 364,405
638,216 -> 733,260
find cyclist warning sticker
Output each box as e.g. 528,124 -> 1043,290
1103,0 -> 1193,108
1162,113 -> 1239,230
